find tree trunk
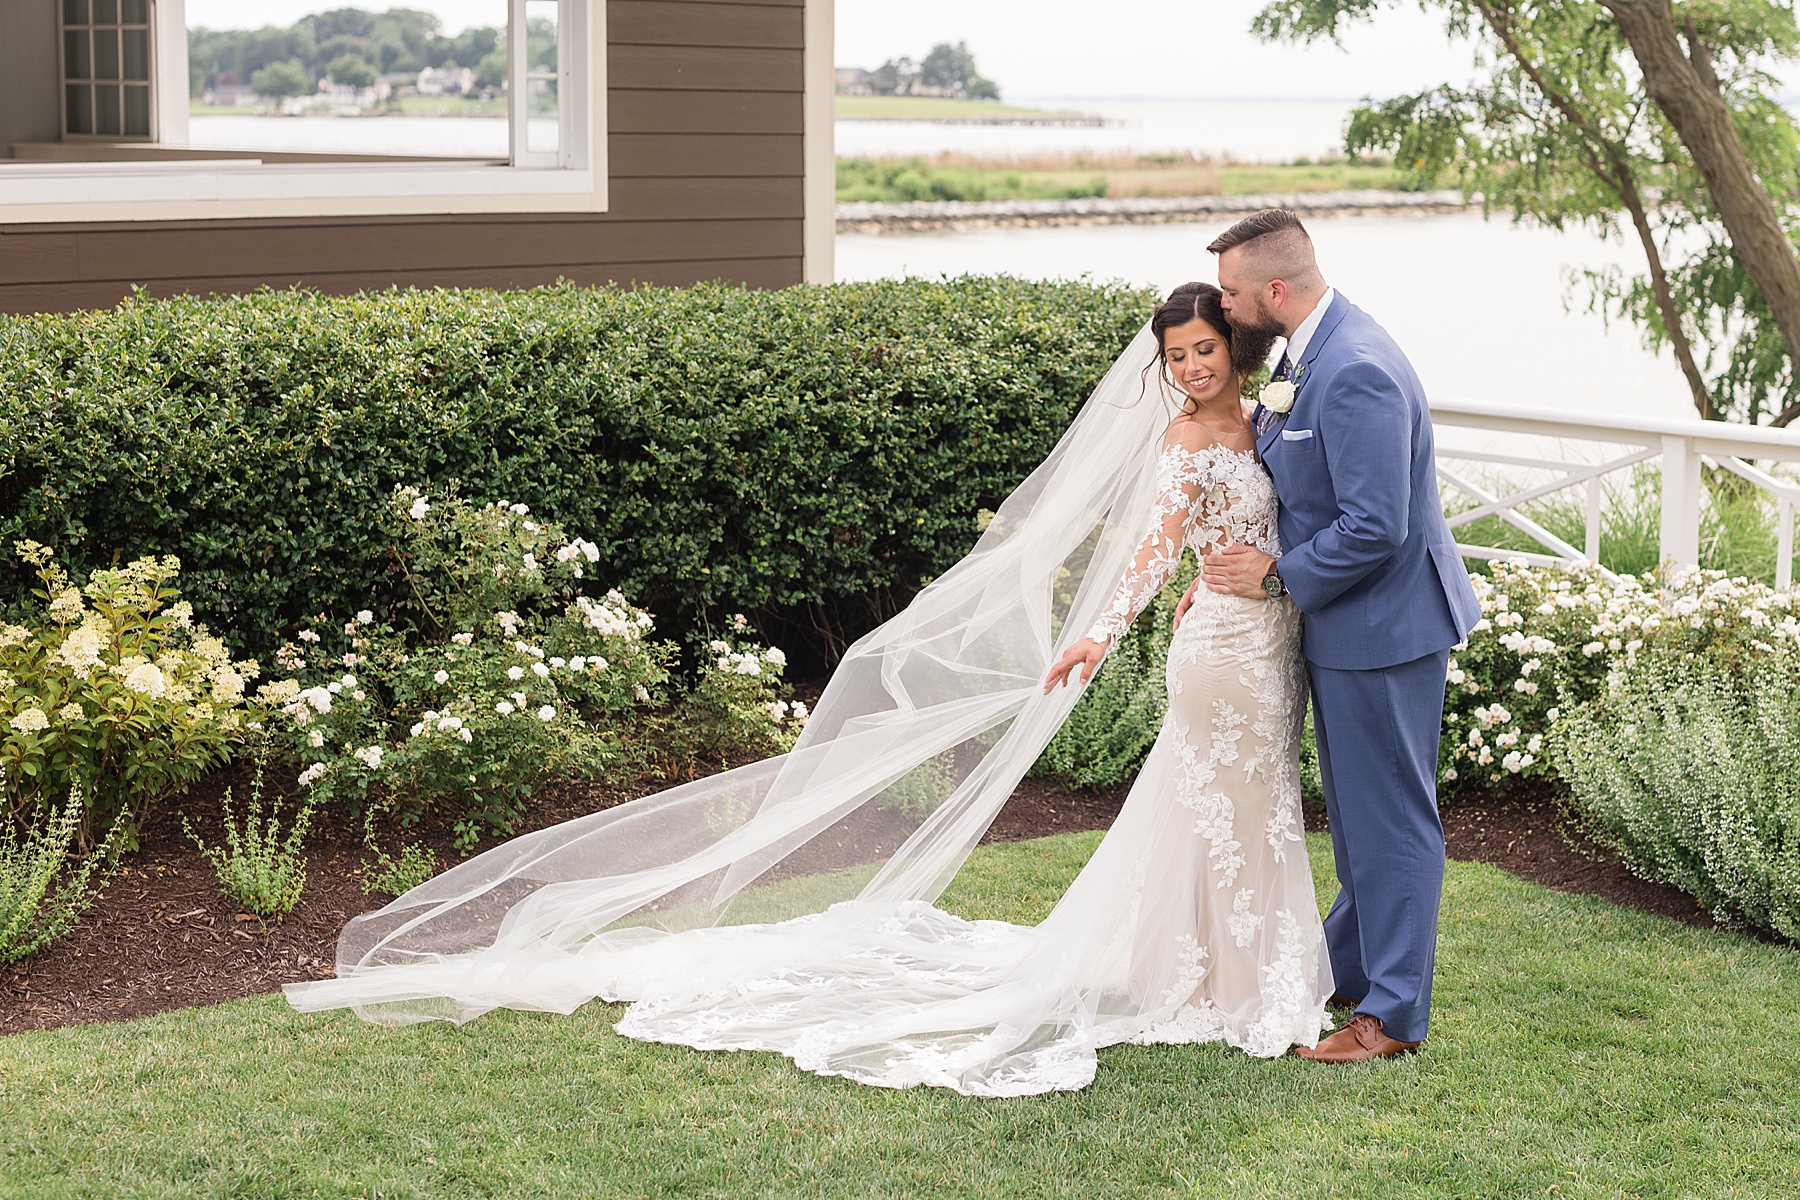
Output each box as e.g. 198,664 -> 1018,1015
1601,0 -> 1800,426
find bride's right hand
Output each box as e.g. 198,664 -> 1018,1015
1043,638 -> 1107,694
1173,574 -> 1202,632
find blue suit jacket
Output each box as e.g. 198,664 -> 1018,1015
1256,293 -> 1480,671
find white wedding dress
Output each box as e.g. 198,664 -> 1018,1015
286,328 -> 1331,1097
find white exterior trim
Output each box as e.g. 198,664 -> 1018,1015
154,0 -> 189,147
0,0 -> 607,223
802,0 -> 834,283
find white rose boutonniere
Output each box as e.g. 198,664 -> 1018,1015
1259,380 -> 1297,414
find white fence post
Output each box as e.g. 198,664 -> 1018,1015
1781,499 -> 1794,591
1659,434 -> 1702,570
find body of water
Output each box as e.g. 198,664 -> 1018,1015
837,212 -> 1696,426
837,96 -> 1360,162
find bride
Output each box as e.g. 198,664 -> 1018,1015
286,282 -> 1333,1097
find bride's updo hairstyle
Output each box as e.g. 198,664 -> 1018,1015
1149,281 -> 1278,382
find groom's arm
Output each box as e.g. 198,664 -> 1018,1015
1275,360 -> 1413,614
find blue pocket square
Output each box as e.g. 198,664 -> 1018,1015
1280,428 -> 1315,441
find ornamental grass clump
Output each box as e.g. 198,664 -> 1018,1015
184,762 -> 313,924
0,778 -> 125,964
274,490 -> 799,852
1554,570 -> 1800,937
0,541 -> 270,846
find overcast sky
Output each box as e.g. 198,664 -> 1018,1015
185,1 -> 1800,101
836,1 -> 1485,99
187,1 -> 1485,99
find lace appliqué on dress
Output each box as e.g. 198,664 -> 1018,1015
1085,443 -> 1281,646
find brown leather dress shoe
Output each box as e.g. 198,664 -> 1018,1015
1326,992 -> 1361,1008
1294,1013 -> 1421,1063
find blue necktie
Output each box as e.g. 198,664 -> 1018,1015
1271,351 -> 1293,382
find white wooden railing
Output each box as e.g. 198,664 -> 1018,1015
1429,398 -> 1800,588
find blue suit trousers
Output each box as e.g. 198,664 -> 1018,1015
1309,648 -> 1450,1044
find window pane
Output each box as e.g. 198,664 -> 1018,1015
63,0 -> 87,25
66,83 -> 93,134
527,92 -> 558,154
122,27 -> 148,79
64,30 -> 91,79
94,0 -> 117,24
186,1 -> 511,159
94,29 -> 119,80
123,84 -> 150,135
95,83 -> 120,135
122,0 -> 147,22
526,1 -> 558,76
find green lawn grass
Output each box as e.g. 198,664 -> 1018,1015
3,832 -> 1796,1199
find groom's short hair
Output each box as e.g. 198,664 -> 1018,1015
1208,209 -> 1321,289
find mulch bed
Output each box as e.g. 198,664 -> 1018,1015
1,762 -> 1712,1039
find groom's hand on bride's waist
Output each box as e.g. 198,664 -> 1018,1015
1202,545 -> 1276,600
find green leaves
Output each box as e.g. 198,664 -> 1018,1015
0,279 -> 1151,666
1254,0 -> 1800,423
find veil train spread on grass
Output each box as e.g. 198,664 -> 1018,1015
285,323 -> 1331,1095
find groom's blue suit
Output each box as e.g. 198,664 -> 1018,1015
1254,292 -> 1480,1045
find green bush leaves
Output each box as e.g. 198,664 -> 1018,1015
0,278 -> 1152,665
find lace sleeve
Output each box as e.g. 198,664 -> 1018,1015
1084,440 -> 1205,645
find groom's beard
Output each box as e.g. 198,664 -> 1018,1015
1225,303 -> 1285,342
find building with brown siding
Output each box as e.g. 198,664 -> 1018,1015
0,0 -> 834,314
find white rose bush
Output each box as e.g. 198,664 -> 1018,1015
648,613 -> 808,775
274,491 -> 800,852
1442,560 -> 1798,792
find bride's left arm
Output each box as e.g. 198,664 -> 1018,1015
1043,429 -> 1205,692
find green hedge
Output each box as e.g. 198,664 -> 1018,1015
0,278 -> 1153,663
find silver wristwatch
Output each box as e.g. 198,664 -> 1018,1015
1261,562 -> 1287,599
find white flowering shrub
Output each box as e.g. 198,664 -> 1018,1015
1441,561 -> 1799,793
647,614 -> 808,773
0,542 -> 269,845
274,494 -> 798,852
1554,595 -> 1800,938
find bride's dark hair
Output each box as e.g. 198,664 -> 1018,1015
1144,282 -> 1278,410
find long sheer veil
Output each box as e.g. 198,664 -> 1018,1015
286,323 -> 1182,1026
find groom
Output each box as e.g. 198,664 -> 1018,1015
1178,209 -> 1479,1062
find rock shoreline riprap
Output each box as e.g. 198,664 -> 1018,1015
837,189 -> 1470,233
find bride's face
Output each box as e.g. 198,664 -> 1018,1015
1161,318 -> 1235,406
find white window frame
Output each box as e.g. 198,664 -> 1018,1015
0,0 -> 606,223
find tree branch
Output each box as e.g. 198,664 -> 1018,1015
1473,0 -> 1715,417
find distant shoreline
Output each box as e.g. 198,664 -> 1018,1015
834,95 -> 1107,126
837,190 -> 1470,233
837,114 -> 1109,128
